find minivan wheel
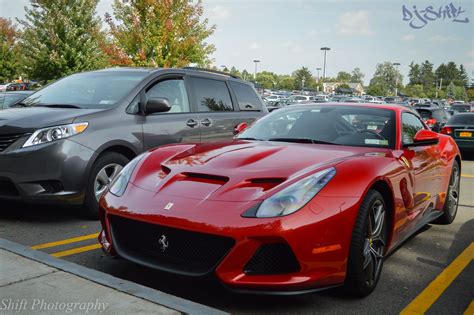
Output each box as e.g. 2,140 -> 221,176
82,152 -> 129,219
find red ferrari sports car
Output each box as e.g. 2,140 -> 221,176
98,103 -> 461,296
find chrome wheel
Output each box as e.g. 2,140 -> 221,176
94,163 -> 123,201
447,165 -> 460,216
363,199 -> 386,287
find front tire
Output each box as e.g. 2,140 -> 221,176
434,160 -> 460,225
82,152 -> 129,219
344,190 -> 388,297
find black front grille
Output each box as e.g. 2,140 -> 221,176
0,133 -> 25,152
0,179 -> 19,196
244,243 -> 300,275
109,215 -> 235,276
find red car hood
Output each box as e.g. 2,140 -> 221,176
132,140 -> 384,202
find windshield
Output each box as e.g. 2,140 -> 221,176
20,71 -> 147,109
238,105 -> 396,149
448,114 -> 474,125
0,94 -> 28,108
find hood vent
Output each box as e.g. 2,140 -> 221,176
181,172 -> 229,185
237,177 -> 286,191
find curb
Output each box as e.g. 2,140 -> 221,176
0,238 -> 227,315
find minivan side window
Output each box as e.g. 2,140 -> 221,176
146,79 -> 190,113
229,81 -> 262,111
402,112 -> 426,145
191,77 -> 234,112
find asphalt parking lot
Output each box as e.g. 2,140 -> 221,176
1,155 -> 473,314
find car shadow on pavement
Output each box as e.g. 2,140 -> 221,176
0,201 -> 81,223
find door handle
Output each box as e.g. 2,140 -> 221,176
186,119 -> 198,128
201,118 -> 212,127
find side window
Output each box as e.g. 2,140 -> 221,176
145,79 -> 190,113
402,112 -> 425,145
191,77 -> 233,112
126,95 -> 140,114
229,81 -> 262,111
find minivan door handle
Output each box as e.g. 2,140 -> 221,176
186,119 -> 198,128
201,118 -> 212,127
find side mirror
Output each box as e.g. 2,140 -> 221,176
233,122 -> 248,135
144,97 -> 171,115
407,129 -> 439,147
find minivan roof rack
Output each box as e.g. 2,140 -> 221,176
182,67 -> 240,79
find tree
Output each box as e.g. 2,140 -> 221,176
241,69 -> 250,81
229,66 -> 240,77
435,63 -> 448,85
106,0 -> 215,68
256,71 -> 277,89
369,62 -> 401,95
336,71 -> 351,82
446,81 -> 455,99
277,75 -> 295,90
350,67 -> 364,84
293,67 -> 314,89
458,65 -> 469,87
18,0 -> 107,82
420,60 -> 435,91
0,18 -> 21,82
445,62 -> 459,83
403,84 -> 424,97
408,62 -> 421,85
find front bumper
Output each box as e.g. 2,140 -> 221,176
0,139 -> 97,205
99,184 -> 361,292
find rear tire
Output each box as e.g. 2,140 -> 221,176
434,160 -> 460,225
344,190 -> 388,297
82,152 -> 129,219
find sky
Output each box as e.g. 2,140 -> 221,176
1,0 -> 473,84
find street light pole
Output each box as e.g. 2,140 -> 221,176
320,47 -> 330,79
316,67 -> 322,82
253,60 -> 260,81
393,62 -> 401,97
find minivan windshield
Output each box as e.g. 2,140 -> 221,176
20,71 -> 147,109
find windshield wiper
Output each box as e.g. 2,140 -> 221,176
268,137 -> 339,145
237,137 -> 263,141
10,102 -> 28,108
34,104 -> 82,109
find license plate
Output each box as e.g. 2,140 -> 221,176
459,132 -> 472,138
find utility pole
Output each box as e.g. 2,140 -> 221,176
316,67 -> 322,83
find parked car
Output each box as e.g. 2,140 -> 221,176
287,95 -> 314,103
449,103 -> 474,114
0,67 -> 267,217
413,106 -> 450,132
383,96 -> 402,103
0,91 -> 34,109
98,103 -> 460,297
440,113 -> 474,152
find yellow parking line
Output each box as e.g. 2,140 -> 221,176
464,301 -> 474,315
51,244 -> 102,258
461,174 -> 474,179
400,242 -> 474,315
31,233 -> 99,250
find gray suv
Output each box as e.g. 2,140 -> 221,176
0,67 -> 267,217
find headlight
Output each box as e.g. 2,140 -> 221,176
23,122 -> 88,147
243,167 -> 336,218
108,153 -> 146,197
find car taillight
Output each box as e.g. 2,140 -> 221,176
440,126 -> 452,135
424,118 -> 437,127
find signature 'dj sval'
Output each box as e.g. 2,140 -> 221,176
98,103 -> 461,297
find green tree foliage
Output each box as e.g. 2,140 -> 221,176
446,81 -> 455,99
0,18 -> 22,82
408,62 -> 422,85
420,60 -> 435,91
255,71 -> 278,89
277,75 -> 295,90
369,62 -> 401,96
241,69 -> 250,81
229,66 -> 240,77
403,84 -> 424,97
458,65 -> 469,87
336,71 -> 351,82
106,0 -> 215,68
366,84 -> 384,96
18,0 -> 107,82
350,67 -> 364,84
293,67 -> 314,89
